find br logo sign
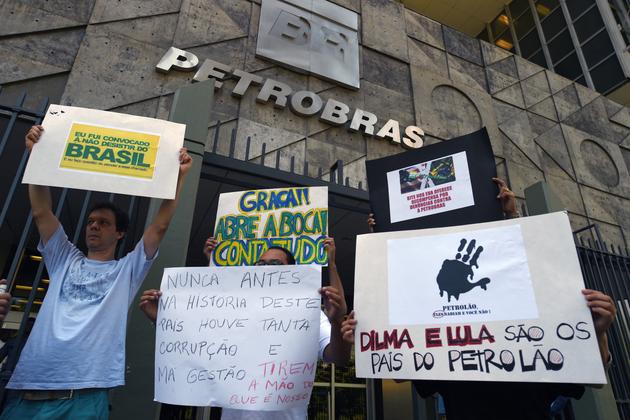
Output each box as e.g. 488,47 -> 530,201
256,0 -> 360,89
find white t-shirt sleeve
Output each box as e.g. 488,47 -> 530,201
37,224 -> 80,283
122,237 -> 158,304
319,310 -> 332,361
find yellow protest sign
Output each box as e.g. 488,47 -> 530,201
59,123 -> 160,179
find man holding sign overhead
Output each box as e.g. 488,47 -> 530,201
0,125 -> 191,420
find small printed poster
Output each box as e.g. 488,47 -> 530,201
211,187 -> 328,266
22,105 -> 185,199
386,152 -> 474,223
59,123 -> 160,179
366,128 -> 503,232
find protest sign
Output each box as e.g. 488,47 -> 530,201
22,104 -> 185,199
211,187 -> 328,266
354,212 -> 606,384
154,265 -> 322,409
365,128 -> 503,232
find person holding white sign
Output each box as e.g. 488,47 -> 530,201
350,178 -> 617,420
140,237 -> 351,419
0,125 -> 192,420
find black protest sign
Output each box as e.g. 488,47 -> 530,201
365,128 -> 503,232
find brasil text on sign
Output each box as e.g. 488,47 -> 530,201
22,105 -> 185,199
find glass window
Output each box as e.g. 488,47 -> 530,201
520,29 -> 542,57
541,7 -> 566,40
495,30 -> 515,52
574,75 -> 587,86
548,30 -> 574,63
477,28 -> 490,42
510,0 -> 531,19
574,8 -> 606,44
515,10 -> 536,40
536,0 -> 560,19
554,52 -> 582,80
528,49 -> 548,67
567,0 -> 595,20
591,55 -> 625,93
583,30 -> 615,67
491,14 -> 510,38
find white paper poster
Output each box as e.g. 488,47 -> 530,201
22,104 -> 185,199
211,187 -> 328,266
154,265 -> 322,410
388,224 -> 538,325
386,151 -> 474,223
354,212 -> 606,384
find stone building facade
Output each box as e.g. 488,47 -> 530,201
1,0 -> 630,248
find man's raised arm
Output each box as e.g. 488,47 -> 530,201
26,125 -> 60,245
142,148 -> 192,259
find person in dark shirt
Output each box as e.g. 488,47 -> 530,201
341,178 -> 616,420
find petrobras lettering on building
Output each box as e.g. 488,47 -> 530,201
256,0 -> 360,90
156,48 -> 425,149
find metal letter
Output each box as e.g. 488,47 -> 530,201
232,69 -> 263,98
269,10 -> 310,45
376,119 -> 401,144
193,58 -> 233,90
349,109 -> 378,136
320,27 -> 348,63
403,126 -> 425,149
256,78 -> 293,108
156,47 -> 199,73
289,91 -> 323,117
320,99 -> 350,126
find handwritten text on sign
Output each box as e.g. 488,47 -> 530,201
353,213 -> 606,384
212,187 -> 328,266
154,265 -> 322,409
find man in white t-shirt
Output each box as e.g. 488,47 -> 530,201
140,237 -> 351,419
0,125 -> 192,420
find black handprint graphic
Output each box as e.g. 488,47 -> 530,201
436,238 -> 491,302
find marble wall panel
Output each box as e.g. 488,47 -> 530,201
233,117 -> 304,162
405,9 -> 444,50
0,28 -> 84,84
408,39 -> 447,76
443,26 -> 482,66
60,25 -> 172,109
98,14 -> 179,48
411,69 -> 501,155
0,0 -> 95,36
173,0 -> 249,49
0,73 -> 68,109
562,124 -> 630,197
361,0 -> 408,62
362,48 -> 412,96
90,0 -> 181,24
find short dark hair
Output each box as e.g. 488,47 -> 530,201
88,202 -> 129,233
267,246 -> 296,265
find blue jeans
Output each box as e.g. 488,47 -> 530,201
0,389 -> 109,420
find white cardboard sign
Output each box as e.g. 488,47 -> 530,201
154,265 -> 322,410
211,187 -> 328,266
22,104 -> 185,199
354,212 -> 606,384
